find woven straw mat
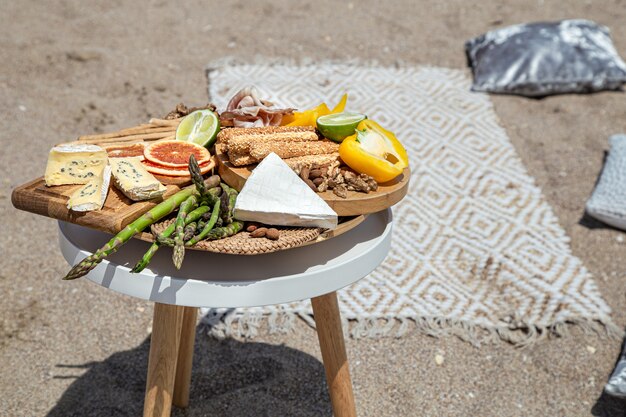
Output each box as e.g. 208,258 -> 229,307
150,218 -> 322,255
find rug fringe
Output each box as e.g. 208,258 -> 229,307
200,310 -> 623,347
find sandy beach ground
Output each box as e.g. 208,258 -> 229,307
1,1 -> 626,416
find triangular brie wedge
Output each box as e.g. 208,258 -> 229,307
234,153 -> 338,229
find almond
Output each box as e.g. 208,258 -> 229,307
300,166 -> 310,181
309,169 -> 322,179
250,227 -> 268,238
266,228 -> 280,240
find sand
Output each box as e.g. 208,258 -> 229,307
1,0 -> 626,416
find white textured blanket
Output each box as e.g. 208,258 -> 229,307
203,59 -> 619,346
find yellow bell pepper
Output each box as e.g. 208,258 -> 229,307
338,120 -> 409,183
282,94 -> 348,127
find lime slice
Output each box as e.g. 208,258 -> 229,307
176,110 -> 220,148
316,112 -> 367,143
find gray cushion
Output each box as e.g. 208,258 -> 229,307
466,20 -> 626,97
586,134 -> 626,230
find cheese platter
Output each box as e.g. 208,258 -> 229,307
12,87 -> 410,280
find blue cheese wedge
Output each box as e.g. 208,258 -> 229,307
44,144 -> 109,186
234,152 -> 338,229
67,165 -> 111,212
109,157 -> 166,201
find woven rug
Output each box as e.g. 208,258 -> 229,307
202,58 -> 619,346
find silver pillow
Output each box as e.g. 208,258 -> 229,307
586,134 -> 626,230
465,20 -> 626,97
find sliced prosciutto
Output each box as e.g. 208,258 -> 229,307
220,86 -> 294,128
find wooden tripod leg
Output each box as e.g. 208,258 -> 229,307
144,303 -> 184,417
173,306 -> 198,408
311,292 -> 357,417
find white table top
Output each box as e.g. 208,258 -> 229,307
58,209 -> 393,308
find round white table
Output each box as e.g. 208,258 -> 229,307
58,209 -> 393,417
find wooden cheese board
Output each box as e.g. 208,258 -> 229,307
215,145 -> 410,216
11,154 -> 217,235
11,176 -> 182,234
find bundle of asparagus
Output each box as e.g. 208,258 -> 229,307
62,155 -> 241,280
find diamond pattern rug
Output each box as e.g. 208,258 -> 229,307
202,58 -> 619,346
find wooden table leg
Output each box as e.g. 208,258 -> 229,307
311,291 -> 357,417
173,306 -> 198,408
144,303 -> 184,417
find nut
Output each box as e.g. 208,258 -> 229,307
309,169 -> 322,179
246,223 -> 260,232
266,228 -> 280,240
333,184 -> 348,198
304,178 -> 318,192
300,166 -> 310,181
250,227 -> 268,238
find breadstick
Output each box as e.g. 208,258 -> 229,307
249,140 -> 339,161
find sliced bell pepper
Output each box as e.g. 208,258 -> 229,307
338,120 -> 409,183
282,94 -> 348,127
330,93 -> 347,113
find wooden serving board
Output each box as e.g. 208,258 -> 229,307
11,177 -> 181,234
216,146 -> 410,216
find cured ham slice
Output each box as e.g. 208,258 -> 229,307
220,86 -> 293,128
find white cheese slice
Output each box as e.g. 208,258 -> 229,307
67,165 -> 111,212
44,144 -> 109,186
109,157 -> 166,201
234,152 -> 338,229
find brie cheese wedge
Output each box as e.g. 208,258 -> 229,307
234,152 -> 338,229
67,165 -> 111,212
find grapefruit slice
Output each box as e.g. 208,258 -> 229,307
144,140 -> 211,168
104,142 -> 146,160
142,158 -> 215,177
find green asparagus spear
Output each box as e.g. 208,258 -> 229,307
157,223 -> 244,245
155,237 -> 175,246
183,222 -> 197,241
173,195 -> 199,269
154,221 -> 243,246
63,187 -> 197,280
189,154 -> 206,196
131,205 -> 210,273
201,186 -> 221,207
219,183 -> 238,224
203,175 -> 221,192
186,199 -> 220,246
203,221 -> 244,240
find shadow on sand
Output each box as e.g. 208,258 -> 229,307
46,326 -> 332,417
592,391 -> 626,417
592,335 -> 626,417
